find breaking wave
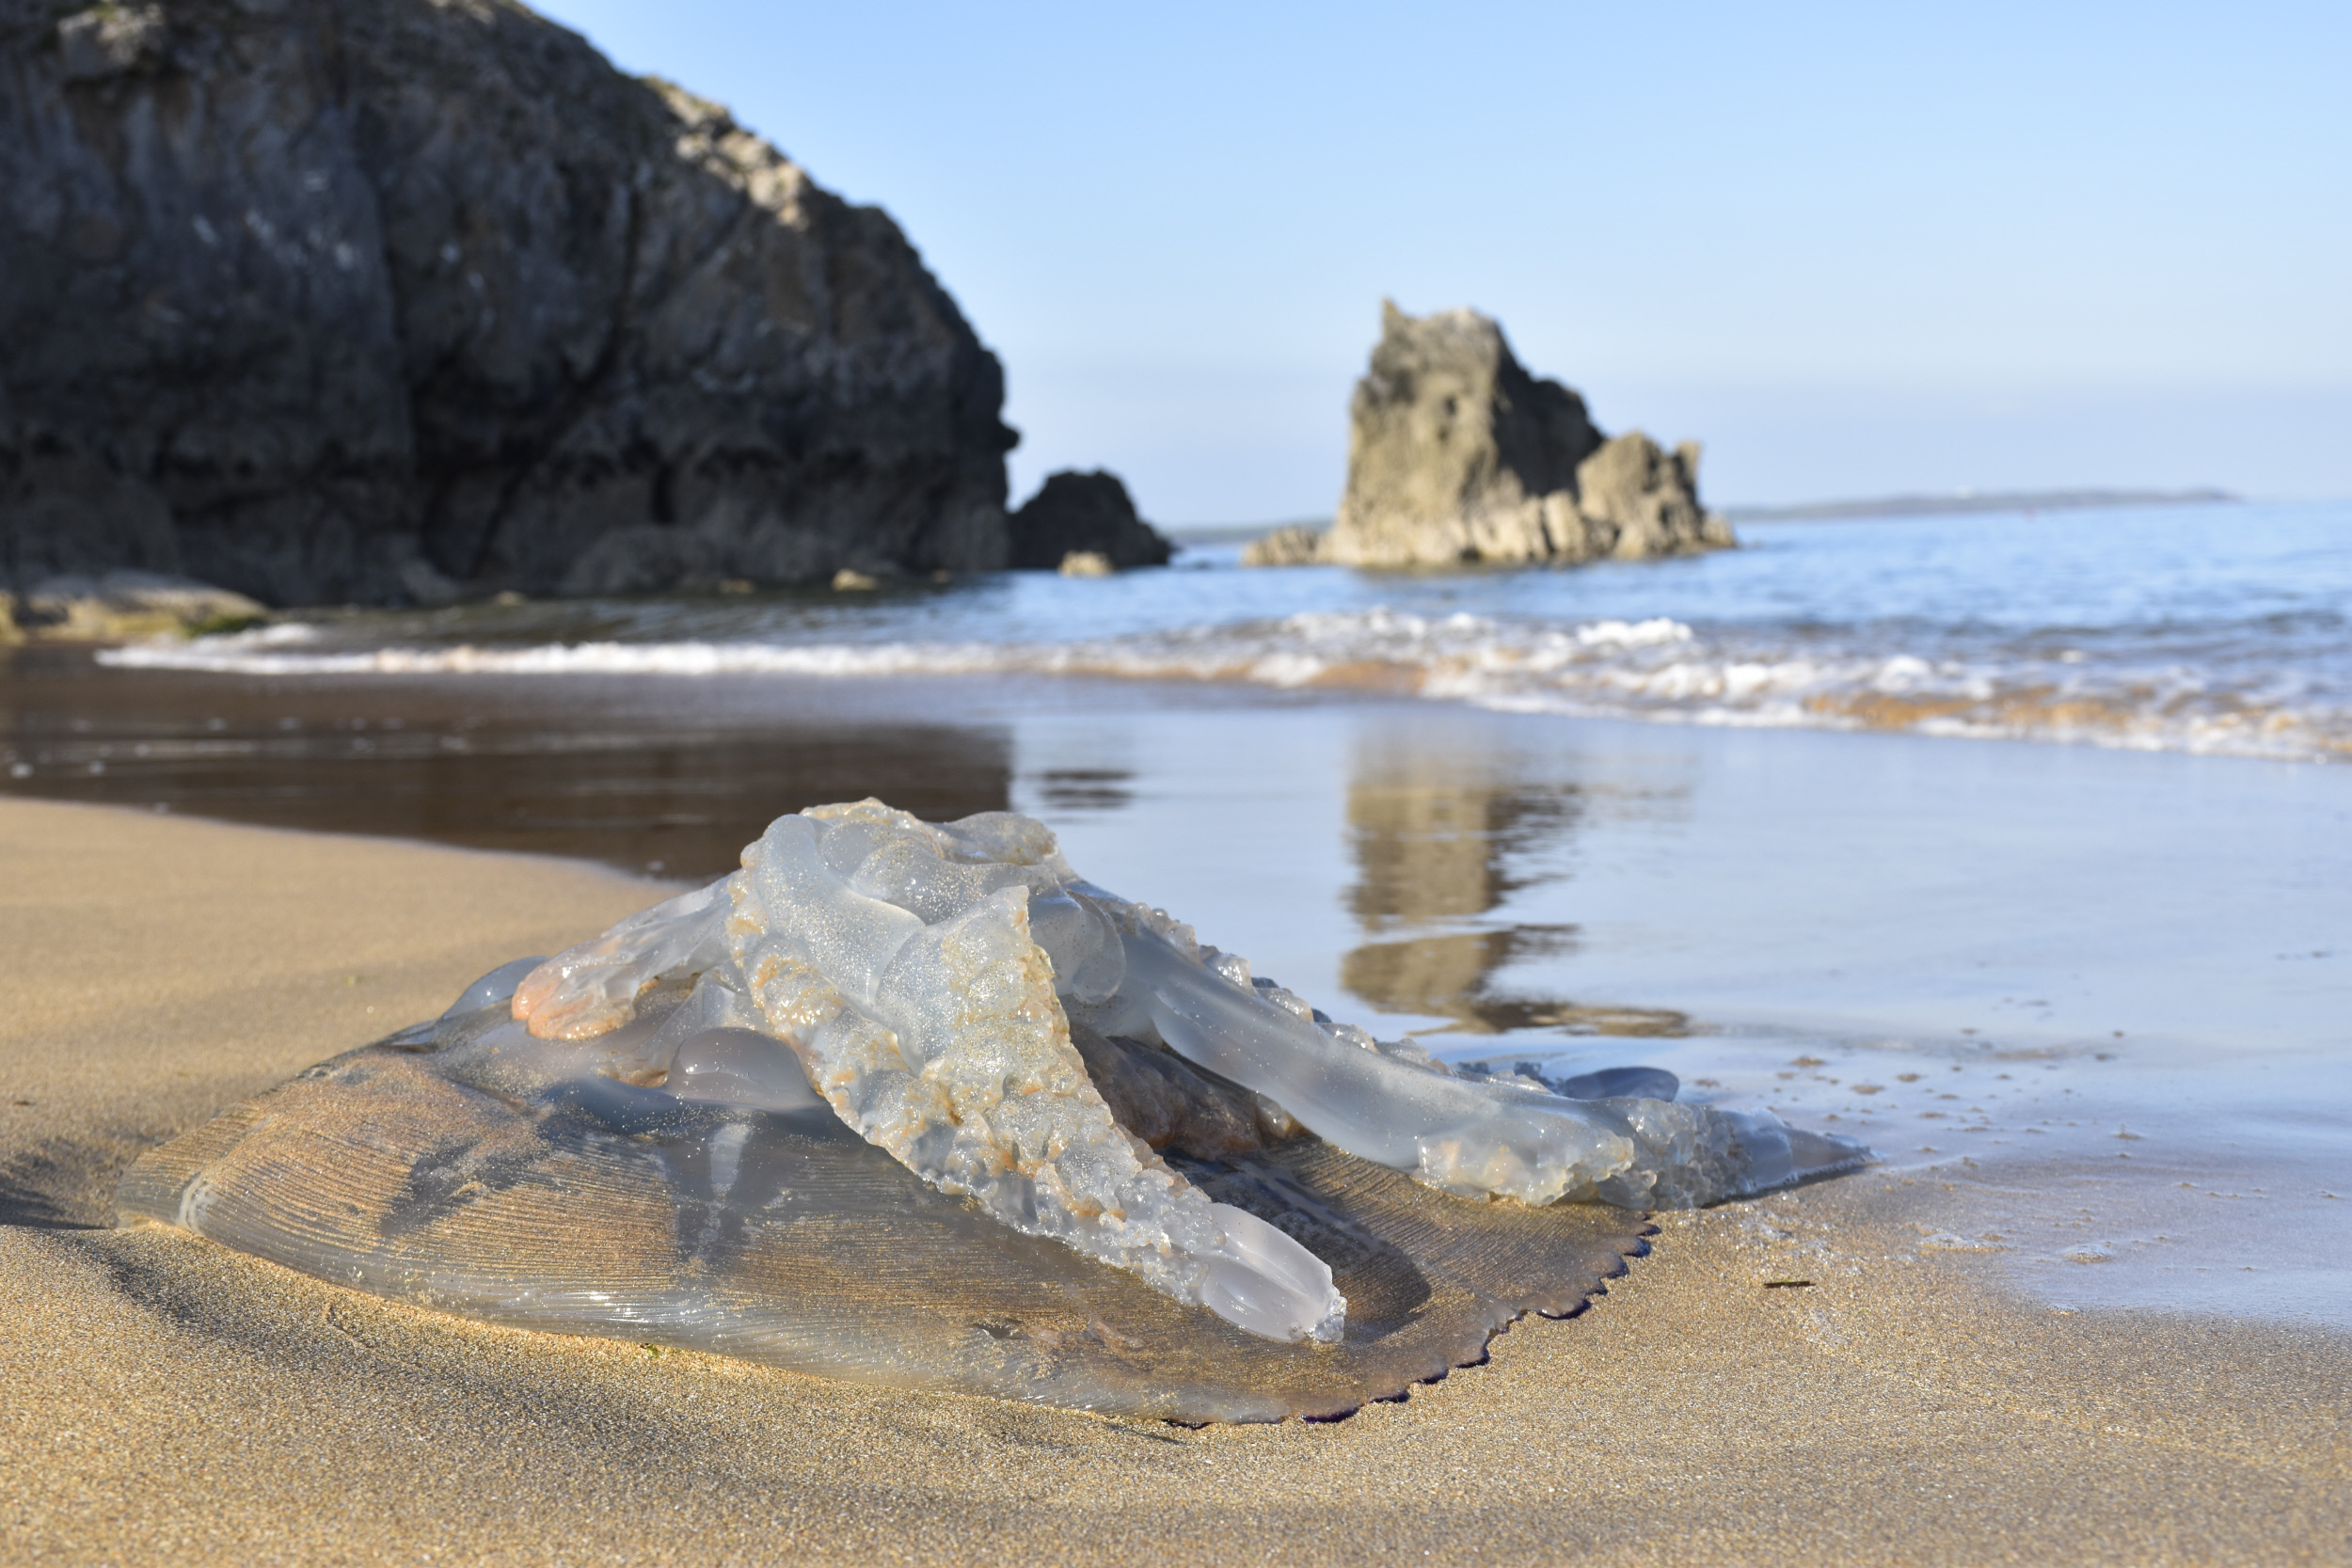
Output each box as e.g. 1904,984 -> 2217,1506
100,607 -> 2348,763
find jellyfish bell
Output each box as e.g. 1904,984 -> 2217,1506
118,800 -> 1868,1420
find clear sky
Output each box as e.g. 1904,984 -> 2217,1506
533,1 -> 2349,521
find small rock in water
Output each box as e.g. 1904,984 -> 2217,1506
1008,470 -> 1171,570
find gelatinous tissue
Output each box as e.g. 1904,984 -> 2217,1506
503,800 -> 1867,1343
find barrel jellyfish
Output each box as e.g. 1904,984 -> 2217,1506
119,800 -> 1867,1420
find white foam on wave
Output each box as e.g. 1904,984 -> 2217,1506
99,608 -> 2347,763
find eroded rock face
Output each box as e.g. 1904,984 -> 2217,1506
1006,469 -> 1171,571
1243,303 -> 1733,569
0,0 -> 1016,606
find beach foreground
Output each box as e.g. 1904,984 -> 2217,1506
4,796 -> 2345,1564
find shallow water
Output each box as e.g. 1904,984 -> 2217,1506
93,499 -> 2352,761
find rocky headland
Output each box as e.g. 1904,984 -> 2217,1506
1,0 -> 1017,611
1245,303 -> 1734,569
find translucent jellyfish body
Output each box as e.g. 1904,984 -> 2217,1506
119,799 -> 1867,1418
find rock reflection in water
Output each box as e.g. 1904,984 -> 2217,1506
1339,745 -> 1688,1037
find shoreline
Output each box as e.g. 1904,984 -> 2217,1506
4,798 -> 2344,1561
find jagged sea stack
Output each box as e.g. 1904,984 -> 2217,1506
0,0 -> 1016,605
1245,303 -> 1733,569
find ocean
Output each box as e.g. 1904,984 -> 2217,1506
98,497 -> 2352,763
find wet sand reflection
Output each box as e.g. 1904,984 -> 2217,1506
0,648 -> 1011,879
1339,742 -> 1688,1037
8,651 -> 1681,1037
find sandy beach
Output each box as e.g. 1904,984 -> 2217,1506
5,794 -> 2345,1565
8,0 -> 2344,1553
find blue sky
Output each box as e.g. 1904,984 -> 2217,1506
534,1 -> 2349,520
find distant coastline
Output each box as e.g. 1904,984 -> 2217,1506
1167,487 -> 2243,544
1164,521 -> 1327,546
1723,487 -> 2236,523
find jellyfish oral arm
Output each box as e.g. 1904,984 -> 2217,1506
1070,882 -> 1865,1209
722,810 -> 1345,1345
1079,903 -> 1635,1206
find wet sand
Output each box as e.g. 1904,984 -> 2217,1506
0,645 -> 1025,878
5,797 -> 2348,1564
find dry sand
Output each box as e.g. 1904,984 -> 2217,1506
2,797 -> 2345,1565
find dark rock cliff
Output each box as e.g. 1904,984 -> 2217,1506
0,0 -> 1017,606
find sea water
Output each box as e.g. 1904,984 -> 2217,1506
103,499 -> 2352,763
